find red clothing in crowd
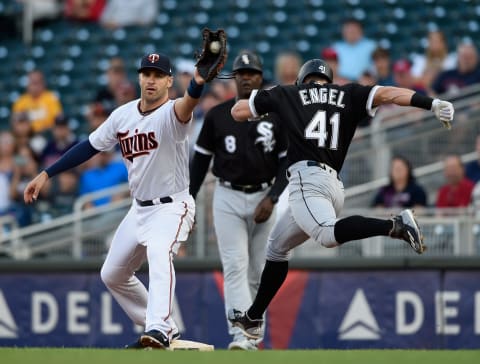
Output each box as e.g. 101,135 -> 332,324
436,178 -> 475,207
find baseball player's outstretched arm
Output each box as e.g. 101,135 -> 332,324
373,86 -> 454,129
231,99 -> 251,122
24,139 -> 100,204
174,69 -> 206,123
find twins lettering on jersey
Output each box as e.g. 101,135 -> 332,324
299,87 -> 345,108
117,129 -> 159,162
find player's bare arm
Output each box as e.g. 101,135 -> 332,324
24,170 -> 49,204
231,99 -> 252,121
373,86 -> 454,128
174,69 -> 206,123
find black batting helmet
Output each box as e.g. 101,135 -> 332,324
232,50 -> 263,73
295,59 -> 333,85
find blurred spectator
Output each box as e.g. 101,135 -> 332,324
0,132 -> 16,218
40,115 -> 79,169
100,0 -> 157,29
371,47 -> 394,86
171,58 -> 196,99
95,57 -> 129,114
79,150 -> 128,208
12,69 -> 63,133
432,43 -> 480,95
211,79 -> 236,102
274,51 -> 302,85
333,18 -> 376,81
86,102 -> 109,133
9,145 -> 41,226
411,30 -> 456,90
465,135 -> 480,183
392,59 -> 427,94
43,170 -> 79,217
10,112 -> 47,156
64,0 -> 106,22
321,47 -> 349,85
372,156 -> 427,208
358,70 -> 376,86
436,155 -> 474,208
112,80 -> 137,107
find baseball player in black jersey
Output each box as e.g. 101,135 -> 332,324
227,59 -> 455,340
190,50 -> 288,350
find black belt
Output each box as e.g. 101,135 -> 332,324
219,179 -> 272,194
136,196 -> 173,206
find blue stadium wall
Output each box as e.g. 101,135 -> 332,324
0,262 -> 480,349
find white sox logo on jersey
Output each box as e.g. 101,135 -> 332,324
117,129 -> 159,162
255,121 -> 275,153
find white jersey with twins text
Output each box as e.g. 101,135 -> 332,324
89,99 -> 192,200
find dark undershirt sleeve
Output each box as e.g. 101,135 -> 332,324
267,156 -> 288,200
189,151 -> 212,199
45,139 -> 100,178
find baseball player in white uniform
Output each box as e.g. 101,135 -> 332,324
23,52 -> 212,349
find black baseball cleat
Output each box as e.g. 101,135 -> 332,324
125,338 -> 143,349
390,209 -> 426,254
227,309 -> 263,340
139,330 -> 170,349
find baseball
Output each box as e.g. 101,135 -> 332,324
210,41 -> 221,54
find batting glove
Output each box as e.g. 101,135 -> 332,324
431,99 -> 454,130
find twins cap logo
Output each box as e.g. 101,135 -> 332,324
241,54 -> 250,65
338,289 -> 381,340
0,290 -> 18,338
148,53 -> 160,63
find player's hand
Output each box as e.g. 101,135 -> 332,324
253,196 -> 274,223
23,171 -> 48,204
431,99 -> 454,129
193,68 -> 206,86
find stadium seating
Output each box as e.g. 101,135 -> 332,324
0,0 -> 478,130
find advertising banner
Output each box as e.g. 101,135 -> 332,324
0,270 -> 479,349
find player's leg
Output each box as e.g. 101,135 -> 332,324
139,196 -> 195,347
287,167 -> 343,248
229,206 -> 309,339
213,185 -> 252,343
100,204 -> 148,327
289,164 -> 424,253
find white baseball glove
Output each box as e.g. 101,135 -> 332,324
431,99 -> 454,130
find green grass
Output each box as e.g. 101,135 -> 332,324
1,348 -> 480,364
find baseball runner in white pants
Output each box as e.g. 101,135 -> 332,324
190,51 -> 288,350
227,59 -> 455,341
24,51 -> 217,349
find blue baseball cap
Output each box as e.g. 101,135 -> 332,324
138,53 -> 172,75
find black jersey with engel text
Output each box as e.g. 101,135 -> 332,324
195,98 -> 287,185
251,83 -> 379,172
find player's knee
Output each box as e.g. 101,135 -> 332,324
265,244 -> 291,262
311,226 -> 339,248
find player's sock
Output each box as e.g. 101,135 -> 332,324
247,260 -> 288,320
334,215 -> 393,243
